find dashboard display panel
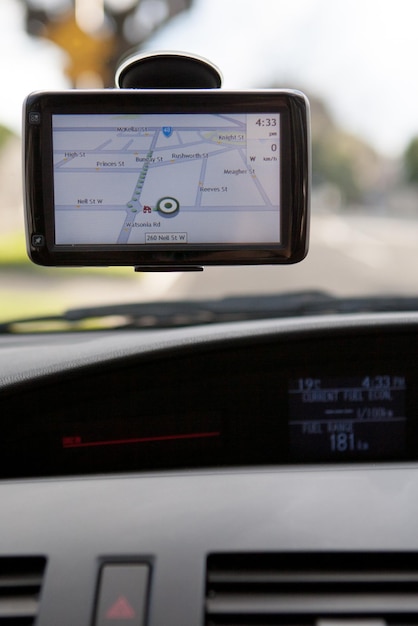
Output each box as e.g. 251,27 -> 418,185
288,375 -> 407,461
2,329 -> 418,479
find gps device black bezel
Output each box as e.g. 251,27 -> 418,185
24,88 -> 310,269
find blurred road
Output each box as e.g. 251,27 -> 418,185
158,212 -> 418,300
1,212 -> 418,318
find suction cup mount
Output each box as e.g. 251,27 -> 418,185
115,50 -> 222,90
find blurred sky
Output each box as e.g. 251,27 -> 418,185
2,0 -> 418,156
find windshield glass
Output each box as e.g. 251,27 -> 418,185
1,0 -> 418,322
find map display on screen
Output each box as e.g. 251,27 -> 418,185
52,112 -> 281,245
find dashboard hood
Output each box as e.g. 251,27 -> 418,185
1,310 -> 418,391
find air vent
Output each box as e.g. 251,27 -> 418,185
0,557 -> 47,625
206,553 -> 418,626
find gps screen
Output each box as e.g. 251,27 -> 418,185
52,113 -> 281,246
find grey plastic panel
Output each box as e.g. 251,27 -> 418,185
0,464 -> 416,626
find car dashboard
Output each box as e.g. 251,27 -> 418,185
1,312 -> 418,626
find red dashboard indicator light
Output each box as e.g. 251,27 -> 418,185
105,595 -> 136,620
62,435 -> 82,447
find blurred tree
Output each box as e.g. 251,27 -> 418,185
310,95 -> 380,205
312,138 -> 359,203
18,0 -> 193,87
0,125 -> 14,152
403,136 -> 418,184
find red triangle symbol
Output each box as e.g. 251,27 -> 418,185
105,595 -> 136,620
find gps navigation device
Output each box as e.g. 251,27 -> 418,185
23,89 -> 310,269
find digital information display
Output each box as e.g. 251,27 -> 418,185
52,113 -> 281,246
288,375 -> 407,461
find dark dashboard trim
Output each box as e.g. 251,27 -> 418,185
0,311 -> 415,478
1,311 -> 417,391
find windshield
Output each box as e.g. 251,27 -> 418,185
1,0 -> 418,322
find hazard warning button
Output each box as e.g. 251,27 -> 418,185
95,564 -> 150,626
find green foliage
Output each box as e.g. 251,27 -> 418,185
312,137 -> 361,203
0,125 -> 14,151
0,232 -> 28,266
308,95 -> 379,205
403,136 -> 418,183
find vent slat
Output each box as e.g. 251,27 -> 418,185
207,593 -> 418,614
209,572 -> 418,585
0,596 -> 39,618
0,576 -> 44,588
